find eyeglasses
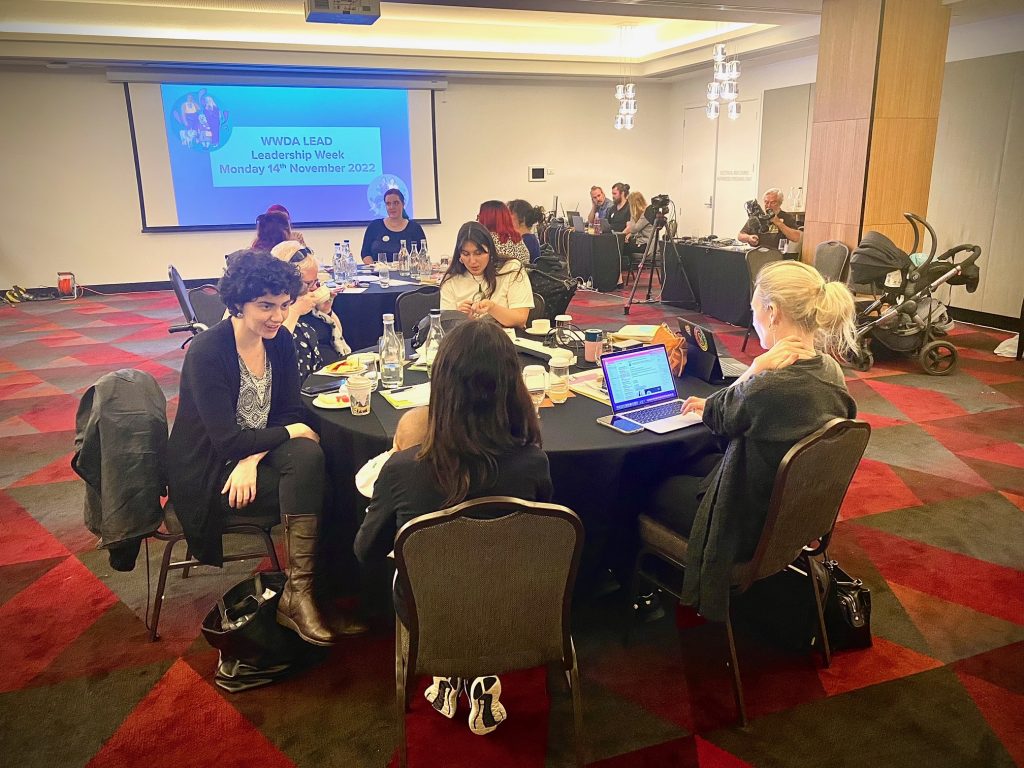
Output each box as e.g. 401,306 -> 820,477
288,247 -> 314,264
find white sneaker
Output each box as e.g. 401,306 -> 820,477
424,676 -> 461,719
468,676 -> 506,735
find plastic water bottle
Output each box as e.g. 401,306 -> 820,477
332,242 -> 344,283
397,240 -> 410,275
342,239 -> 357,279
422,308 -> 445,377
379,313 -> 405,389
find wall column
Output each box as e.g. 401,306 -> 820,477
804,0 -> 950,259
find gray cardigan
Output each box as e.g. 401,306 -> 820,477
680,355 -> 857,621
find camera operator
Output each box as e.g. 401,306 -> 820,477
738,188 -> 801,253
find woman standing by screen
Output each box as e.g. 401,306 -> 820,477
359,188 -> 427,265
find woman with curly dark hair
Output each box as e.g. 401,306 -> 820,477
167,250 -> 359,646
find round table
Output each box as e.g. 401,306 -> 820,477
303,345 -> 723,592
330,277 -> 426,351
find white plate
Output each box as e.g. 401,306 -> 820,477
312,391 -> 351,409
524,328 -> 550,337
317,360 -> 367,377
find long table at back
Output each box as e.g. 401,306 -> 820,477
662,242 -> 752,328
540,225 -> 622,292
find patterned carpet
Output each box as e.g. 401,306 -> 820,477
1,287 -> 1022,768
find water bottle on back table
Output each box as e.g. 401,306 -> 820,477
379,313 -> 405,389
342,239 -> 357,280
332,242 -> 343,282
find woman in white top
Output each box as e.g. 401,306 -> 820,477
439,221 -> 534,328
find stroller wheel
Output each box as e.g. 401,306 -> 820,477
920,340 -> 958,376
845,348 -> 873,372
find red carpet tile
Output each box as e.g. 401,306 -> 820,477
816,636 -> 943,696
0,491 -> 71,566
0,556 -> 117,693
86,659 -> 297,768
839,458 -> 923,520
850,525 -> 1024,625
0,292 -> 1021,767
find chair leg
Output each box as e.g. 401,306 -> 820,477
725,611 -> 748,727
623,548 -> 648,647
181,544 -> 192,579
807,558 -> 832,668
565,642 -> 585,768
742,322 -> 752,352
259,528 -> 282,571
395,622 -> 409,768
150,537 -> 177,642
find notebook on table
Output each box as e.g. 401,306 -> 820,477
598,344 -> 703,434
676,318 -> 747,384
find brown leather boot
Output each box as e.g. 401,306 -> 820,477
277,514 -> 336,646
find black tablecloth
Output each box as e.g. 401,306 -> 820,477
666,243 -> 752,327
330,281 -> 419,351
303,349 -> 721,593
540,225 -> 622,292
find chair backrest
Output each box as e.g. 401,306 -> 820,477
188,285 -> 227,329
168,265 -> 197,324
396,286 -> 440,338
739,418 -> 871,591
527,293 -> 547,325
814,241 -> 851,282
395,496 -> 584,679
745,247 -> 784,288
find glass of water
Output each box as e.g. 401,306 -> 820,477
548,357 -> 570,404
522,365 -> 548,416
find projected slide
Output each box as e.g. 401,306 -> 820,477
157,84 -> 420,227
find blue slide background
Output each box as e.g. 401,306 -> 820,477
160,84 -> 414,227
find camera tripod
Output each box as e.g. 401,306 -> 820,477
623,208 -> 667,315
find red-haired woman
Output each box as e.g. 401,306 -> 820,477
477,200 -> 530,264
251,210 -> 292,253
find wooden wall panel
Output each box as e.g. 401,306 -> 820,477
805,118 -> 870,226
814,0 -> 882,123
863,117 -> 940,228
875,0 -> 950,120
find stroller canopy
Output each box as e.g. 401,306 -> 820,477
850,231 -> 913,284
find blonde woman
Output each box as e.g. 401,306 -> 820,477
647,261 -> 858,621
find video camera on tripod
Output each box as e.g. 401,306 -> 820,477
744,199 -> 776,232
650,194 -> 671,219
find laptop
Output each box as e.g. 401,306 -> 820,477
599,344 -> 704,434
597,218 -> 612,234
570,214 -> 585,232
676,318 -> 747,383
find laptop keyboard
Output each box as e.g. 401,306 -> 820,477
626,400 -> 685,424
721,358 -> 747,377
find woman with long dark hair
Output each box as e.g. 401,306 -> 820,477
359,188 -> 427,265
251,210 -> 292,252
354,319 -> 552,734
439,221 -> 534,328
478,200 -> 530,264
167,250 -> 358,647
507,199 -> 544,263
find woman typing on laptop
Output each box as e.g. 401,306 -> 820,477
644,260 -> 858,622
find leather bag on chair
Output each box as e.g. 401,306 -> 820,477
201,571 -> 305,692
651,323 -> 687,376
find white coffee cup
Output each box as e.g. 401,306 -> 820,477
528,318 -> 551,334
347,375 -> 373,416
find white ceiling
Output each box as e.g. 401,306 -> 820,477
0,0 -> 1020,79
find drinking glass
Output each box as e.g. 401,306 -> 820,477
356,352 -> 380,391
548,359 -> 570,404
522,365 -> 548,416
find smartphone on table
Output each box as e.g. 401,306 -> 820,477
596,414 -> 644,434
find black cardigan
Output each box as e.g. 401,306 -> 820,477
167,319 -> 310,565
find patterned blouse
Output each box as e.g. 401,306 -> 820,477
492,234 -> 531,265
236,355 -> 272,430
292,320 -> 323,381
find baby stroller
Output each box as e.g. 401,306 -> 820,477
847,213 -> 981,375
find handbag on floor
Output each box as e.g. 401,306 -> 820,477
201,571 -> 304,692
820,559 -> 873,650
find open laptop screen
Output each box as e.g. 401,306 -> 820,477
600,345 -> 678,413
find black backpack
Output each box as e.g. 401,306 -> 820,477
525,246 -> 577,321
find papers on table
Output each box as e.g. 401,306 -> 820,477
568,369 -> 611,406
612,325 -> 659,342
338,286 -> 368,294
378,382 -> 431,409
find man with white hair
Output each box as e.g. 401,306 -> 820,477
738,188 -> 802,254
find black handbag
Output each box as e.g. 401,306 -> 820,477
525,247 -> 577,320
201,571 -> 304,692
821,559 -> 873,650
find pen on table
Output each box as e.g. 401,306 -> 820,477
389,386 -> 412,394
